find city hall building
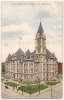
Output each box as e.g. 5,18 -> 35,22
5,21 -> 58,82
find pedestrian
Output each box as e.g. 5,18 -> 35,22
16,86 -> 17,89
13,87 -> 14,90
22,88 -> 23,95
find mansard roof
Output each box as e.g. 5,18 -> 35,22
31,49 -> 52,57
5,48 -> 53,62
37,22 -> 44,35
15,48 -> 25,59
46,49 -> 52,57
5,53 -> 11,62
31,50 -> 36,55
26,49 -> 31,59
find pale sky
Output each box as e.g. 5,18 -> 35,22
1,1 -> 63,62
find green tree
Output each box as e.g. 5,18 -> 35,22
1,62 -> 5,72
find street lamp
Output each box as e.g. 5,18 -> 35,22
37,76 -> 40,94
29,80 -> 31,98
27,76 -> 31,98
50,78 -> 53,99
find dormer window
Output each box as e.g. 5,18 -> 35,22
38,49 -> 40,53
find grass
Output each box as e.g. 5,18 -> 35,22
4,82 -> 19,87
19,84 -> 48,94
1,78 -> 4,81
45,81 -> 59,85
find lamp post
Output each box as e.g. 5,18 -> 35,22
27,76 -> 31,98
50,78 -> 53,99
30,80 -> 31,98
37,76 -> 40,94
58,75 -> 61,82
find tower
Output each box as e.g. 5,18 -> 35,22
35,19 -> 46,80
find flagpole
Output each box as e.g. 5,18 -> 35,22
19,36 -> 20,49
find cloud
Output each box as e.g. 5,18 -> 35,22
46,43 -> 62,62
36,10 -> 53,19
1,1 -> 62,62
45,29 -> 62,38
2,23 -> 32,32
2,33 -> 35,62
1,1 -> 62,26
52,23 -> 62,30
4,43 -> 8,47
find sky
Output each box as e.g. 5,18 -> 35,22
1,1 -> 63,62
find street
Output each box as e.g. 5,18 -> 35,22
1,84 -> 27,99
1,82 -> 62,99
32,82 -> 62,99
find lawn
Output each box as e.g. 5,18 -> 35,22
4,82 -> 19,87
45,81 -> 59,85
1,78 -> 4,81
19,84 -> 48,94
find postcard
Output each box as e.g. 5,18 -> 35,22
1,1 -> 63,99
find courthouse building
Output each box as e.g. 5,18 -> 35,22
5,20 -> 58,82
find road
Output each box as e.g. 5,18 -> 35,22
1,84 -> 27,99
1,82 -> 62,99
32,82 -> 62,99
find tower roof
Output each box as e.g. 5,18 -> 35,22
15,48 -> 25,59
37,21 -> 44,34
26,49 -> 31,59
5,53 -> 11,62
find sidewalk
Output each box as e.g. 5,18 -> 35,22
2,81 -> 62,98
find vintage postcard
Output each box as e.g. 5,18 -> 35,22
1,1 -> 63,99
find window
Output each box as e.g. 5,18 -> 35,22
53,73 -> 54,76
21,69 -> 23,73
29,69 -> 30,73
43,49 -> 44,53
43,40 -> 44,45
17,63 -> 18,67
17,69 -> 18,72
13,67 -> 15,70
37,40 -> 41,45
13,74 -> 15,78
17,74 -> 18,77
29,63 -> 33,67
24,64 -> 28,68
31,69 -> 33,73
24,69 -> 26,73
31,75 -> 33,79
24,75 -> 26,79
35,69 -> 38,72
38,49 -> 40,53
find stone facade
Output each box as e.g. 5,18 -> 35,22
5,21 -> 58,82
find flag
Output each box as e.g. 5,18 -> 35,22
20,38 -> 22,40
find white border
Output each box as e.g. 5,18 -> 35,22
0,0 -> 63,100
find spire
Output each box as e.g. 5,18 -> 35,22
37,19 -> 44,35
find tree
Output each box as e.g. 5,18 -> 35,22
1,62 -> 5,72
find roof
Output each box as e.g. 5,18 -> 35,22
31,49 -> 52,57
26,49 -> 31,59
46,49 -> 52,57
5,53 -> 11,62
31,50 -> 36,55
37,22 -> 44,34
15,48 -> 25,59
5,48 -> 53,62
